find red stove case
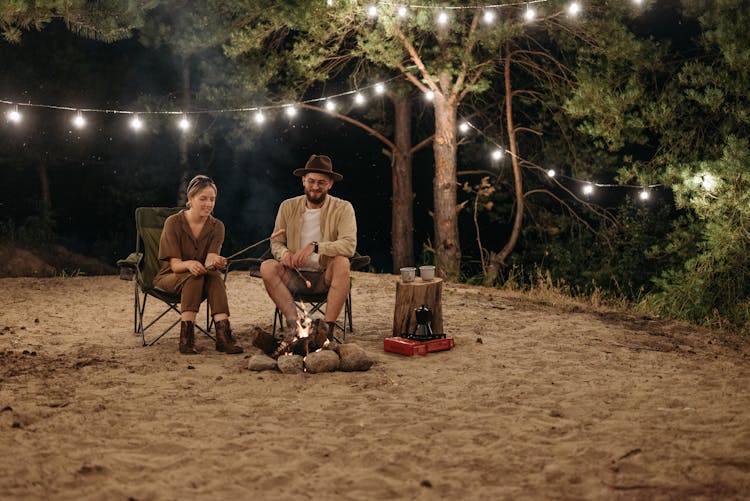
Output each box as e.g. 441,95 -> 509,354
383,336 -> 455,356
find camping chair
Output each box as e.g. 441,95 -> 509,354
117,207 -> 215,346
268,253 -> 371,341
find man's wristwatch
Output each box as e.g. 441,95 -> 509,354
312,241 -> 319,254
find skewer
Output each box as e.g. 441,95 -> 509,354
293,267 -> 312,289
175,229 -> 286,288
225,228 -> 286,260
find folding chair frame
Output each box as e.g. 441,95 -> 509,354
120,207 -> 216,347
272,290 -> 353,342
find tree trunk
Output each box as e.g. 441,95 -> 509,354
392,278 -> 443,337
495,42 -> 524,267
35,161 -> 51,211
432,74 -> 461,281
391,92 -> 414,271
176,55 -> 191,206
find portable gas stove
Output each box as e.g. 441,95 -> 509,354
384,305 -> 455,356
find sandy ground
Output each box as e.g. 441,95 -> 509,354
1,271 -> 750,500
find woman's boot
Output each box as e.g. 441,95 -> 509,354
179,320 -> 199,354
215,319 -> 243,354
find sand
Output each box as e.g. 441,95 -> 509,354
1,271 -> 749,500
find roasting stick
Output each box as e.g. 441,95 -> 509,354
176,229 -> 286,288
293,267 -> 312,289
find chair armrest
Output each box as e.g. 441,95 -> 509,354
349,254 -> 371,271
117,252 -> 142,281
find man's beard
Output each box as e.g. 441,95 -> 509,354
305,189 -> 327,205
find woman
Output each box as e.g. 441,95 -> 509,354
153,175 -> 242,355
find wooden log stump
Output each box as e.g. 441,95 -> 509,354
393,278 -> 443,337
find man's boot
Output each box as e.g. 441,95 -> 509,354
215,319 -> 243,354
179,321 -> 199,354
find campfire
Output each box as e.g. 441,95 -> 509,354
271,314 -> 330,359
249,303 -> 373,374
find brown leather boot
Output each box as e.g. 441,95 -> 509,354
215,319 -> 243,354
179,321 -> 199,354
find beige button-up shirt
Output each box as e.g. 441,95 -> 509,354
270,194 -> 357,269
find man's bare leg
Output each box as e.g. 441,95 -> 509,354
259,259 -> 297,327
323,255 -> 351,322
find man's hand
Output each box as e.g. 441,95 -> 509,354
291,243 -> 315,269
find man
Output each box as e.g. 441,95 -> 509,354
260,154 -> 357,337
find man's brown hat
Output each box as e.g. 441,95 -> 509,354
293,154 -> 343,181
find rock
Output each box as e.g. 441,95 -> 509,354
304,350 -> 339,373
277,354 -> 304,374
338,343 -> 373,372
247,354 -> 278,371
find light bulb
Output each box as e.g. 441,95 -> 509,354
367,5 -> 377,17
72,112 -> 86,129
547,169 -> 556,177
483,10 -> 496,24
325,100 -> 337,111
425,90 -> 435,101
7,109 -> 21,123
583,184 -> 594,195
178,116 -> 190,131
567,1 -> 581,16
397,6 -> 408,18
354,93 -> 366,105
437,12 -> 449,25
491,149 -> 504,160
254,111 -> 265,124
524,6 -> 536,22
458,122 -> 470,133
284,105 -> 298,118
639,189 -> 650,200
374,82 -> 385,94
130,115 -> 143,131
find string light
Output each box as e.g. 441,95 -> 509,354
437,11 -> 450,25
397,6 -> 408,18
326,0 -> 333,6
582,183 -> 594,195
491,149 -> 504,160
72,111 -> 86,129
547,169 -> 556,178
424,90 -> 435,101
254,111 -> 265,124
7,105 -> 21,123
284,105 -> 298,118
354,92 -> 366,105
178,115 -> 190,131
129,114 -> 143,131
482,9 -> 497,24
567,1 -> 581,16
524,4 -> 536,22
367,5 -> 378,18
374,82 -> 386,94
639,189 -> 650,201
458,121 -> 471,133
325,100 -> 337,111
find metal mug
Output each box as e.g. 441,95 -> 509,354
419,265 -> 435,281
400,267 -> 416,282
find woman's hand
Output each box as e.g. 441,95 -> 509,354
205,253 -> 227,270
185,260 -> 207,276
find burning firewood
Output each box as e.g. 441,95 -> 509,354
271,316 -> 330,359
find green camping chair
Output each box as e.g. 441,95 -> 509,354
268,252 -> 371,341
117,207 -> 215,346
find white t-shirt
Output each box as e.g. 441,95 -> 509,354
300,207 -> 322,271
